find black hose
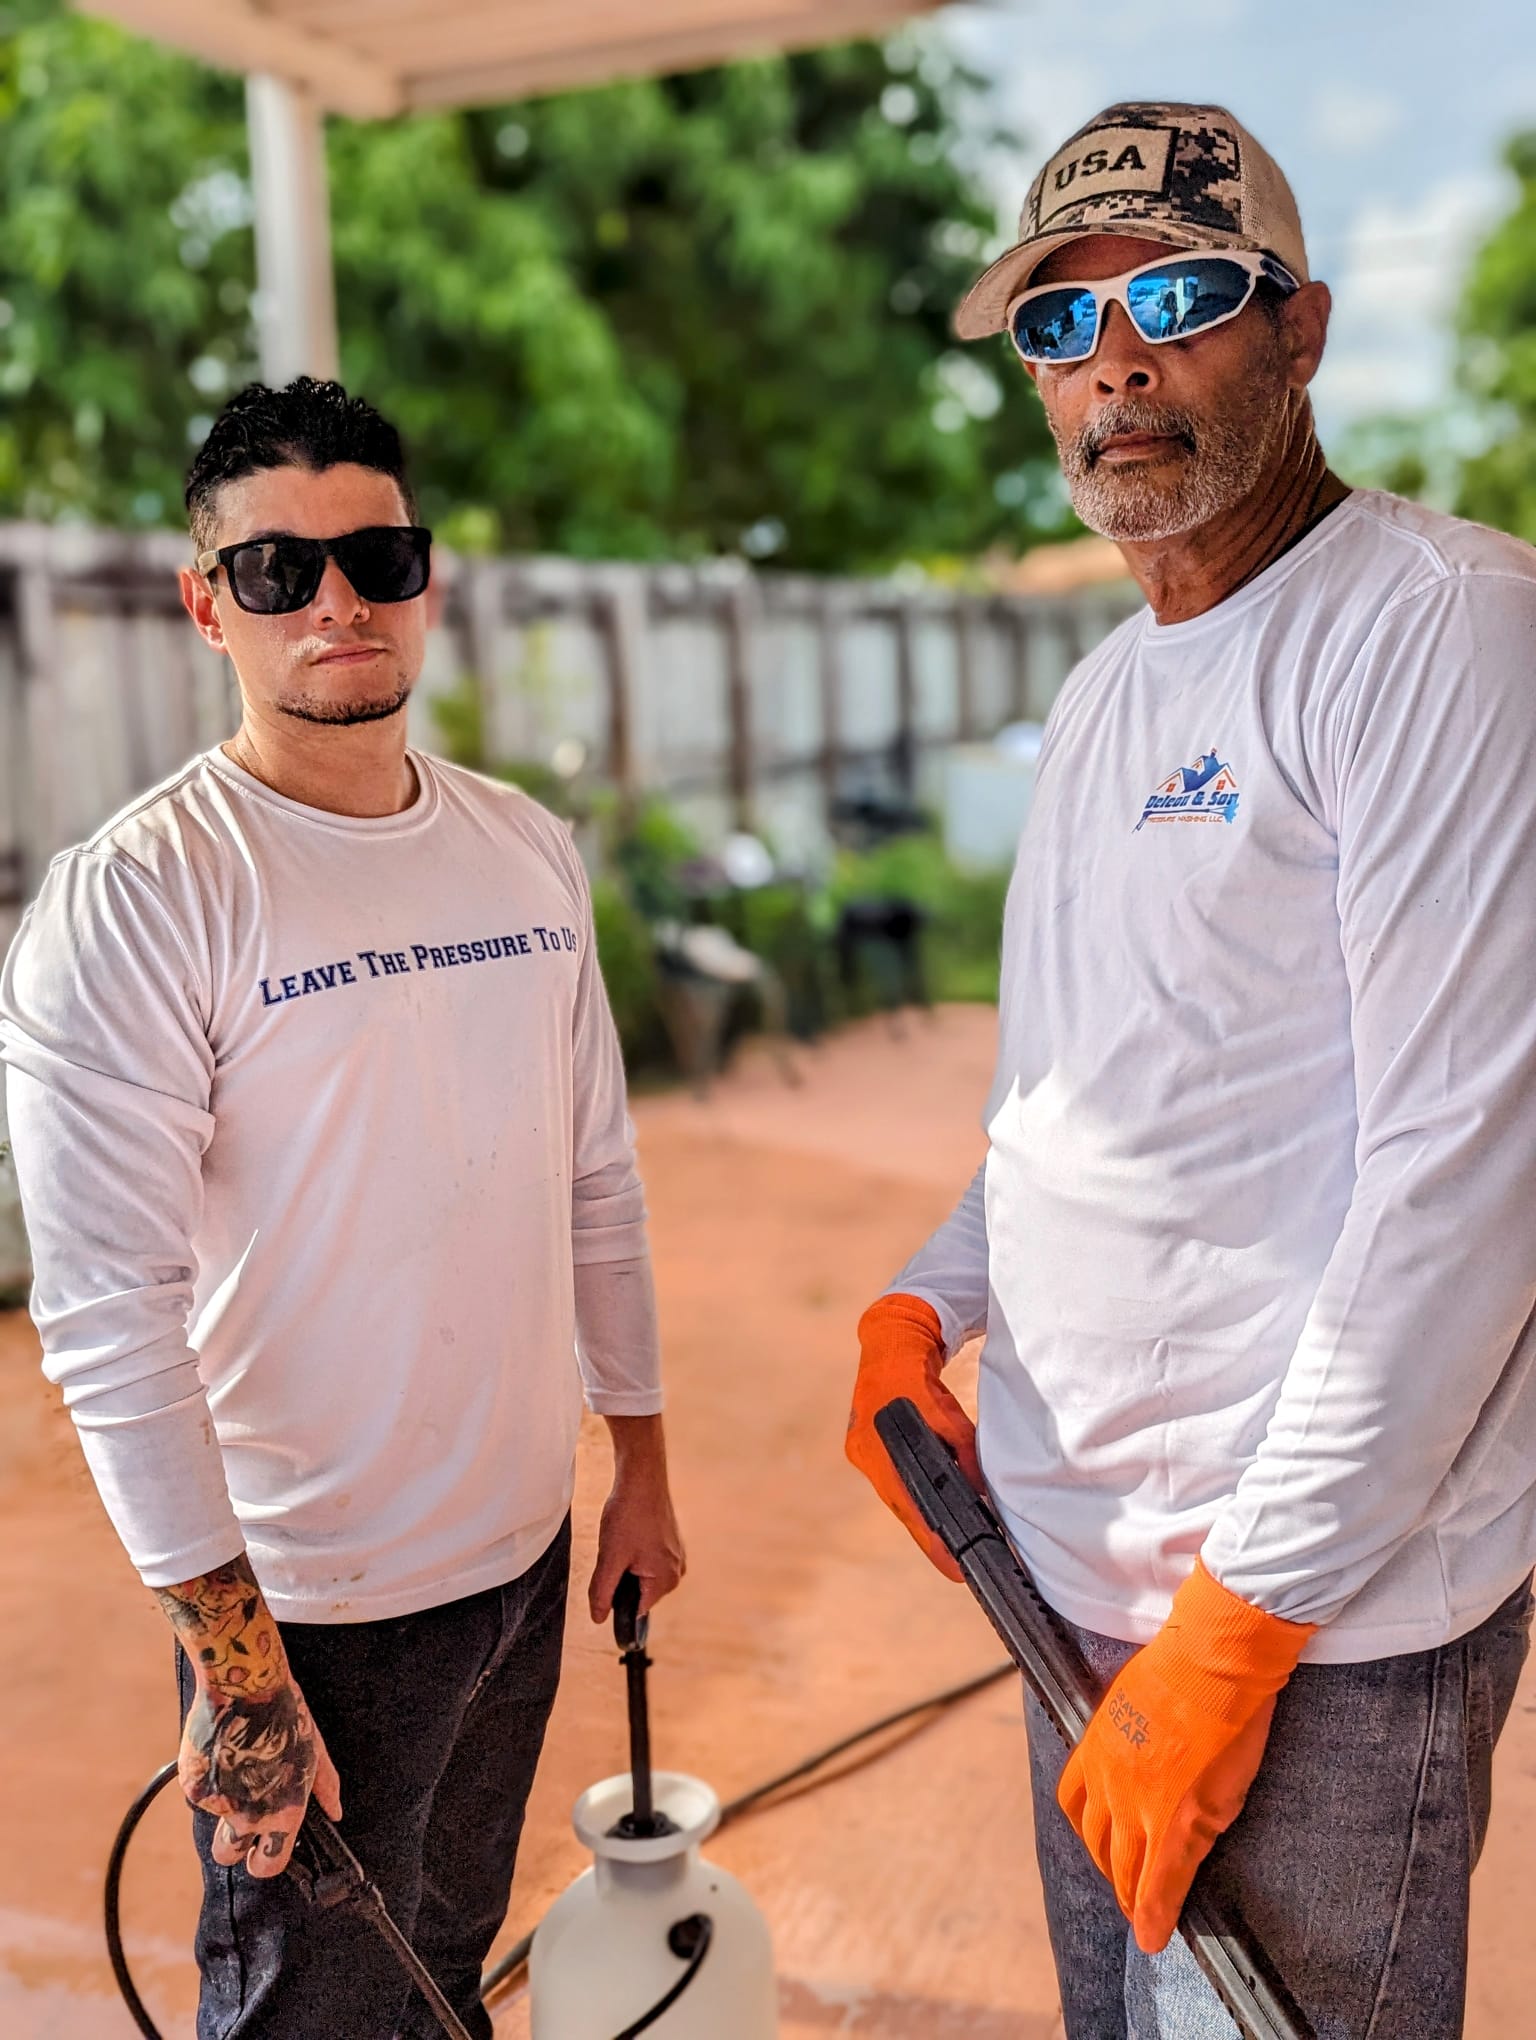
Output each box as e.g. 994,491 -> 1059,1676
476,1922 -> 537,2004
719,1659 -> 1013,1822
104,1765 -> 472,2040
108,1659 -> 1014,2033
104,1758 -> 179,2039
613,1914 -> 713,2038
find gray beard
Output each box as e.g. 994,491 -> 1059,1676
278,687 -> 411,727
1054,393 -> 1284,543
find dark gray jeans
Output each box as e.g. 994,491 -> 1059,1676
1025,1574 -> 1533,2040
177,1516 -> 570,2040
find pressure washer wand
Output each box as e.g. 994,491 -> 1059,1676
288,1805 -> 475,2040
873,1397 -> 1317,2040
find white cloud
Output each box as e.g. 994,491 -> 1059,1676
1310,169 -> 1510,434
1309,84 -> 1404,155
1324,171 -> 1507,318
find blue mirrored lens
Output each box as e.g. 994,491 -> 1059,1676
1011,287 -> 1099,362
1125,258 -> 1253,342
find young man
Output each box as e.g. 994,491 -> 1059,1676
1,378 -> 684,2039
847,103 -> 1536,2038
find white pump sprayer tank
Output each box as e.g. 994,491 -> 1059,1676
530,1571 -> 777,2037
529,1769 -> 777,2037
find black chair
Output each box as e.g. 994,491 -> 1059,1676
834,897 -> 929,1019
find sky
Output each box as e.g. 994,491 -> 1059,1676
935,0 -> 1536,443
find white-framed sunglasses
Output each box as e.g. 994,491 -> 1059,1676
1007,249 -> 1300,366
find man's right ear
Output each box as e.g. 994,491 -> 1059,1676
179,565 -> 230,656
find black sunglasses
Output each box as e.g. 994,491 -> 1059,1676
197,525 -> 432,616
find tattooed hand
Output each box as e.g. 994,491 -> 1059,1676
156,1554 -> 342,1879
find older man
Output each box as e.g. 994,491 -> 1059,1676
848,103 -> 1536,2039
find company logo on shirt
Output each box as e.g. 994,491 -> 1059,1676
1134,751 -> 1240,832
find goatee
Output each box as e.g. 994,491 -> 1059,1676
1051,380 -> 1287,543
279,688 -> 411,728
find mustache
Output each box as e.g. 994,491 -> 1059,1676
1078,403 -> 1199,468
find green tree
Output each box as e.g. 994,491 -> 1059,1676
1454,130 -> 1536,543
0,0 -> 251,527
0,0 -> 1062,569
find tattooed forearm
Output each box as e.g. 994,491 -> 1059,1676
158,1555 -> 322,1835
156,1556 -> 333,1857
154,1554 -> 285,1699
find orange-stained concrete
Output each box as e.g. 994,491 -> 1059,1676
2,1005 -> 1534,2037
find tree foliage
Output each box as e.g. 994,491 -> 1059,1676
0,0 -> 1063,569
0,0 -> 251,528
1455,130 -> 1536,543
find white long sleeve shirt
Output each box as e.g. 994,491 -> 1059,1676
0,749 -> 661,1620
895,492 -> 1536,1663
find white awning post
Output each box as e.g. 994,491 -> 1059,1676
246,72 -> 340,386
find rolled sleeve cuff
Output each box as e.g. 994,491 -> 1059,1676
584,1387 -> 666,1417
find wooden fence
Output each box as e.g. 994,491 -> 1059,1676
0,522 -> 1139,955
0,522 -> 1142,1289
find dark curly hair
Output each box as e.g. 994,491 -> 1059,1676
185,377 -> 416,551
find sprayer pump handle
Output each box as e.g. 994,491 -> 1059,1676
613,1570 -> 648,1653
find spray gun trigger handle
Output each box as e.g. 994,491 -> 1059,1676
614,1570 -> 648,1653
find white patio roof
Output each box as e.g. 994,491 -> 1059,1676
81,0 -> 944,122
79,0 -> 948,390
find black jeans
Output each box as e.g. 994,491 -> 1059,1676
177,1516 -> 570,2040
1025,1573 -> 1534,2040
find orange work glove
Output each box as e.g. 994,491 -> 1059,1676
1058,1557 -> 1316,1954
845,1291 -> 984,1582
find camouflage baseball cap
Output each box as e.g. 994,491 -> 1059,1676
954,102 -> 1310,341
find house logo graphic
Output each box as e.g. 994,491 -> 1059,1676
1135,750 -> 1240,831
